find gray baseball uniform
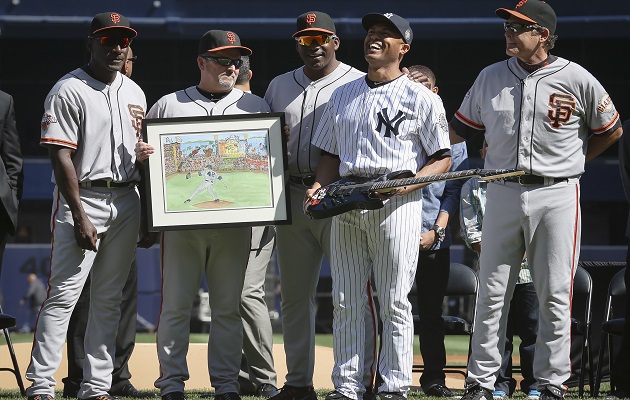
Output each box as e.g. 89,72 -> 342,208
312,74 -> 450,397
27,68 -> 146,398
452,55 -> 621,393
264,62 -> 378,390
150,86 -> 270,395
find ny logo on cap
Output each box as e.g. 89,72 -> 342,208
306,13 -> 317,25
384,13 -> 393,19
110,13 -> 121,24
226,32 -> 236,43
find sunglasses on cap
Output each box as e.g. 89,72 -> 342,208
126,56 -> 138,63
503,22 -> 542,33
295,35 -> 337,46
90,36 -> 132,48
201,55 -> 243,68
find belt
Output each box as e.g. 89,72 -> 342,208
80,180 -> 137,189
503,175 -> 569,185
289,175 -> 316,187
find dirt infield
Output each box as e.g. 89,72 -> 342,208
0,343 -> 466,391
193,200 -> 233,209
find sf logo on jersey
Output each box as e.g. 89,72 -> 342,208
547,93 -> 576,128
128,104 -> 145,140
376,108 -> 406,137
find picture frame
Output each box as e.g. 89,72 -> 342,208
142,112 -> 290,231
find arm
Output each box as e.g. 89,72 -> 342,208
49,146 -> 97,251
305,152 -> 341,200
2,94 -> 24,207
619,123 -> 630,204
459,180 -> 483,253
449,123 -> 466,145
586,127 -> 623,162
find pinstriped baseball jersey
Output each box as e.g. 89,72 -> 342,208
264,62 -> 364,176
40,68 -> 146,183
454,56 -> 620,177
312,75 -> 450,178
147,86 -> 270,118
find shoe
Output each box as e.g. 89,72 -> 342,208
426,384 -> 457,398
461,385 -> 493,400
527,390 -> 541,400
377,392 -> 406,400
269,386 -> 318,400
492,391 -> 507,400
214,199 -> 221,202
110,384 -> 157,398
215,393 -> 241,400
83,395 -> 117,400
28,395 -> 54,400
162,392 -> 186,400
538,388 -> 563,400
325,391 -> 352,400
184,199 -> 191,203
256,385 -> 280,398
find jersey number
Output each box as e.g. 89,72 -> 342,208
547,93 -> 576,129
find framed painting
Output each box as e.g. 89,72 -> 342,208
142,112 -> 290,230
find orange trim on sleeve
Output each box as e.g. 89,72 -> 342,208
40,138 -> 78,149
592,112 -> 620,134
455,111 -> 485,130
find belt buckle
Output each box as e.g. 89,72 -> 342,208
518,175 -> 526,185
106,181 -> 113,189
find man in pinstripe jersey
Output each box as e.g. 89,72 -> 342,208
308,12 -> 451,400
264,12 -> 378,400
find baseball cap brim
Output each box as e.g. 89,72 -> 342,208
202,45 -> 252,56
91,26 -> 137,38
292,27 -> 335,37
496,8 -> 537,24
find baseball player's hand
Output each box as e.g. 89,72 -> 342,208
374,185 -> 418,200
420,230 -> 437,251
283,125 -> 290,141
304,184 -> 322,205
73,216 -> 98,252
402,67 -> 430,88
135,140 -> 154,162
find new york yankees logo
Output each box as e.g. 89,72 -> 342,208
547,93 -> 576,128
376,108 -> 405,137
128,104 -> 145,140
226,32 -> 236,44
110,13 -> 121,24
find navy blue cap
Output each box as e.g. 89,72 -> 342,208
362,12 -> 413,44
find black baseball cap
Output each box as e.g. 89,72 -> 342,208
293,11 -> 336,37
197,30 -> 252,56
90,12 -> 137,38
362,13 -> 413,44
496,0 -> 557,35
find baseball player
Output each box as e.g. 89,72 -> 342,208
308,13 -> 451,400
136,30 -> 270,400
264,12 -> 378,400
25,12 -> 146,400
184,166 -> 223,203
449,2 -> 623,400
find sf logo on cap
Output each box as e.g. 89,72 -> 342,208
110,13 -> 121,24
226,31 -> 236,43
306,13 -> 317,25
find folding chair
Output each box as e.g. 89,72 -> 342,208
412,262 -> 479,378
593,267 -> 626,398
571,265 -> 594,397
0,305 -> 26,395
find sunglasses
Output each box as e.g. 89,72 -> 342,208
91,36 -> 132,48
201,55 -> 243,68
295,35 -> 337,46
503,22 -> 542,33
127,56 -> 138,63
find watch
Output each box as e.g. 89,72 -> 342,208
431,224 -> 446,243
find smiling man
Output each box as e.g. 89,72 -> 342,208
308,12 -> 451,400
449,2 -> 623,400
25,12 -> 146,400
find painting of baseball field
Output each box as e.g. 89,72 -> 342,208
164,170 -> 271,211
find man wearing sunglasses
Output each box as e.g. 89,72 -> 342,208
449,2 -> 623,400
264,11 -> 377,400
135,30 -> 270,400
25,12 -> 147,400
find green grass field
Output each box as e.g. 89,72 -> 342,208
166,171 -> 271,210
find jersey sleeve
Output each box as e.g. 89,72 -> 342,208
40,94 -> 81,149
583,73 -> 620,135
453,73 -> 487,137
311,96 -> 338,155
418,92 -> 451,158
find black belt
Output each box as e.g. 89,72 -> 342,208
503,175 -> 569,185
80,180 -> 137,189
289,175 -> 315,187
